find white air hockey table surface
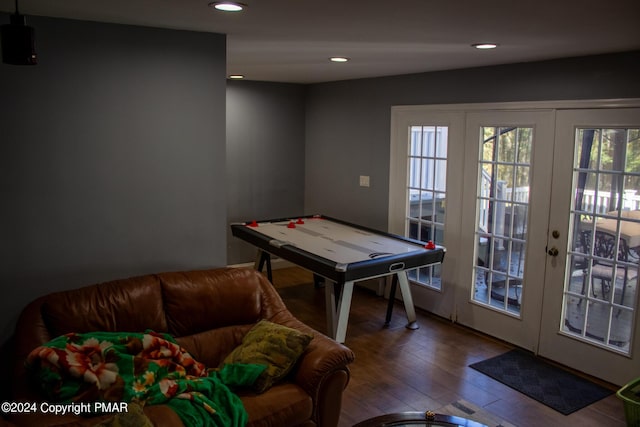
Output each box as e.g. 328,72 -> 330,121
231,215 -> 445,342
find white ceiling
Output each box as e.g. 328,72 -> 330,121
2,0 -> 639,84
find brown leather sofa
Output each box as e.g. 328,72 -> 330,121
4,267 -> 355,427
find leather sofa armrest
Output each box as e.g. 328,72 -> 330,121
270,315 -> 355,427
295,332 -> 354,427
294,331 -> 355,394
267,314 -> 355,394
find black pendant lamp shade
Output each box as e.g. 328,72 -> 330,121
1,0 -> 37,65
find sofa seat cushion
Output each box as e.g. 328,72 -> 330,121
240,383 -> 314,427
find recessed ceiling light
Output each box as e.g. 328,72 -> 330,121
209,2 -> 246,12
228,74 -> 244,79
472,43 -> 498,50
330,57 -> 350,63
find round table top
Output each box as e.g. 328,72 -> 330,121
352,411 -> 488,427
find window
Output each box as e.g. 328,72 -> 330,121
473,126 -> 532,315
406,126 -> 447,289
564,127 -> 640,353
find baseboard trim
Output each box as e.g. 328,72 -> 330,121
227,258 -> 296,270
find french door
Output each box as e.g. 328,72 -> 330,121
390,101 -> 640,386
539,108 -> 640,386
457,110 -> 555,351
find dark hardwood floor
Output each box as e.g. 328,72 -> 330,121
269,267 -> 627,427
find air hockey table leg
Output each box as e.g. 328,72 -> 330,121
325,280 -> 354,343
384,274 -> 398,326
324,281 -> 337,336
254,250 -> 273,283
396,271 -> 419,330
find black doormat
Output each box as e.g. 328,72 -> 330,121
469,350 -> 613,415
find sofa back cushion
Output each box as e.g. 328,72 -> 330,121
41,274 -> 168,338
160,268 -> 271,337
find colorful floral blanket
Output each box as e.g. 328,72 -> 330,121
26,331 -> 266,427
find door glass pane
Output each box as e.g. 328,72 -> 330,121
564,127 -> 640,354
406,126 -> 448,290
473,126 -> 532,316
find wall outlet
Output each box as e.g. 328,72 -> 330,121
359,175 -> 370,187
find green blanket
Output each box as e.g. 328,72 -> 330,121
26,331 -> 266,427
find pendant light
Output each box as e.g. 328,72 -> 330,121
1,0 -> 37,65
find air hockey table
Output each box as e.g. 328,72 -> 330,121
230,215 -> 445,343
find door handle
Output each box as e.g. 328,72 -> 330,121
547,247 -> 559,257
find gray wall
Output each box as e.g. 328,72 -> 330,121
0,15 -> 227,343
304,51 -> 640,230
226,81 -> 306,265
